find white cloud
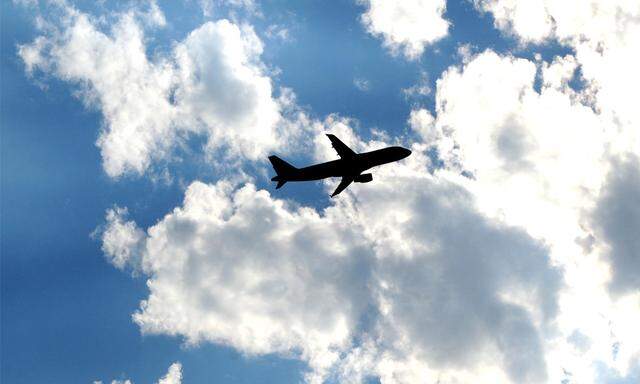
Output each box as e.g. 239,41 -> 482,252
467,1 -> 640,307
101,131 -> 561,382
17,3 -> 291,178
473,0 -> 640,154
474,0 -> 554,43
437,3 -> 640,376
408,108 -> 437,145
96,362 -> 182,384
359,0 -> 449,60
173,20 -> 281,160
157,362 -> 182,384
590,154 -> 640,295
416,47 -> 640,383
100,207 -> 145,270
429,50 -> 606,199
344,167 -> 561,383
106,180 -> 372,382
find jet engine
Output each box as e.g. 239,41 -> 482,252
354,173 -> 373,183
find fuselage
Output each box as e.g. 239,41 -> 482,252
285,146 -> 411,181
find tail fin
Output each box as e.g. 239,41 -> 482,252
268,155 -> 297,189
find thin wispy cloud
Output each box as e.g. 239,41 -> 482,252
353,77 -> 371,91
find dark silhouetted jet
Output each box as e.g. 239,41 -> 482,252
268,134 -> 411,197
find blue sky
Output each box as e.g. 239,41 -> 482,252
2,1 -> 640,383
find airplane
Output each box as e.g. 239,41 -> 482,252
268,134 -> 412,197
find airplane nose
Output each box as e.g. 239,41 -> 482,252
402,148 -> 412,158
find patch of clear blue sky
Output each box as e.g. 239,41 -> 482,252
1,1 -> 571,383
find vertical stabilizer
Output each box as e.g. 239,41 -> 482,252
269,155 -> 297,190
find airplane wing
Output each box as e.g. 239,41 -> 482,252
326,134 -> 356,159
331,176 -> 354,197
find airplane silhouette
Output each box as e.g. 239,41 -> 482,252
268,134 -> 412,197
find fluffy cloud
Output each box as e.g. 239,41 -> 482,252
102,180 -> 368,381
424,51 -> 606,233
411,46 -> 640,382
408,108 -> 436,144
18,3 -> 288,178
156,362 -> 183,384
343,167 -> 561,383
359,0 -> 449,59
101,136 -> 561,382
101,207 -> 145,270
473,0 -> 640,153
466,8 -> 640,358
591,154 -> 640,295
436,5 -> 640,376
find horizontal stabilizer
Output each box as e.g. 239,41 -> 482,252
276,180 -> 286,189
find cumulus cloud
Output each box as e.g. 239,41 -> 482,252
461,2 -> 640,324
425,50 -> 605,236
100,207 -> 145,270
17,2 -> 291,178
413,45 -> 640,382
359,0 -> 449,60
101,134 -> 561,382
156,362 -> 183,384
466,0 -> 640,303
408,108 -> 437,144
591,154 -> 640,295
473,0 -> 640,153
345,168 -> 561,383
473,0 -> 554,43
125,180 -> 372,382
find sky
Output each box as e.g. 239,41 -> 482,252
2,0 -> 640,383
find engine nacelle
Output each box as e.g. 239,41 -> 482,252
354,173 -> 373,183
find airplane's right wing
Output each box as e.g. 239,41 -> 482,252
331,176 -> 354,197
326,134 -> 356,159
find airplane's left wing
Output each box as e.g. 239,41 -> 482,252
326,134 -> 356,159
331,176 -> 354,197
